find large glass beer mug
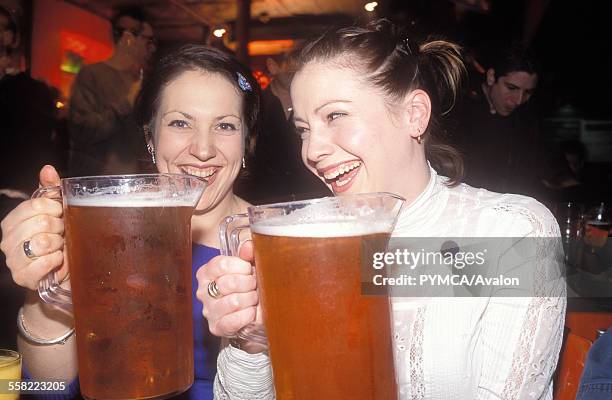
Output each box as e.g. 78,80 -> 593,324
221,193 -> 404,400
35,174 -> 206,400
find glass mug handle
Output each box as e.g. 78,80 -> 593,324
32,185 -> 72,310
219,214 -> 268,345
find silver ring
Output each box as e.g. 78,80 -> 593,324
207,280 -> 222,299
23,240 -> 36,259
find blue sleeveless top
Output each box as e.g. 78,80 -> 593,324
189,243 -> 221,399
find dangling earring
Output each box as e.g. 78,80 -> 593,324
144,125 -> 156,165
147,143 -> 156,164
242,157 -> 246,169
416,127 -> 423,144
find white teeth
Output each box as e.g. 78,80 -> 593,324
336,177 -> 351,187
182,167 -> 217,178
323,161 -> 361,180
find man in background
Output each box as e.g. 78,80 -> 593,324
68,7 -> 155,176
1,5 -> 61,194
243,53 -> 328,202
455,42 -> 541,195
1,4 -> 61,351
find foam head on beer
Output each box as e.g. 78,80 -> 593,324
251,219 -> 393,237
250,201 -> 398,237
67,192 -> 199,207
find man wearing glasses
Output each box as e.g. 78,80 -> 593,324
68,7 -> 156,176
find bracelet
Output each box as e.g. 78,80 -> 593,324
17,306 -> 75,345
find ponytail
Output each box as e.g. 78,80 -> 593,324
418,40 -> 464,115
417,39 -> 466,185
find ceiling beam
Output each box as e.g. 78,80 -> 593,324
168,0 -> 213,27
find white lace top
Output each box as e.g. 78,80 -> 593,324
213,168 -> 567,400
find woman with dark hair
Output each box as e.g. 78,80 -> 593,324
0,43 -> 260,400
199,20 -> 566,399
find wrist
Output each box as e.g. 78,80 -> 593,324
18,306 -> 74,345
229,337 -> 268,354
22,292 -> 74,336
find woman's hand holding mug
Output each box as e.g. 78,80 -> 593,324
1,165 -> 67,290
196,241 -> 267,353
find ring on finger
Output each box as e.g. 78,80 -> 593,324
23,240 -> 37,259
207,280 -> 223,299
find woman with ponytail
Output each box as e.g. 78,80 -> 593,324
199,19 -> 565,399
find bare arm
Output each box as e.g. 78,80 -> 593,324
18,291 -> 78,381
1,166 -> 78,381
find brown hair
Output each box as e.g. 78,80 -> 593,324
135,43 -> 261,158
295,19 -> 465,185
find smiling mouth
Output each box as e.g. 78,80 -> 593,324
321,161 -> 362,191
180,166 -> 219,183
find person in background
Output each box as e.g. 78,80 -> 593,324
0,4 -> 18,78
265,54 -> 293,120
541,140 -> 586,200
245,52 -> 329,202
0,44 -> 260,400
198,19 -> 566,399
68,6 -> 156,176
542,138 -> 610,205
0,1 -> 63,357
454,41 -> 541,195
577,329 -> 612,400
1,5 -> 61,196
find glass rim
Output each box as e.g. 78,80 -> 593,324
247,192 -> 405,212
0,349 -> 21,367
61,173 -> 204,184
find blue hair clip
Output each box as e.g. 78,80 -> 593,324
237,72 -> 252,92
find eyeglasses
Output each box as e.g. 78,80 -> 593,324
123,29 -> 157,48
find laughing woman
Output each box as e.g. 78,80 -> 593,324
198,20 -> 566,400
0,44 -> 260,399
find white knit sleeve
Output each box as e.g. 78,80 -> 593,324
477,201 -> 567,400
213,345 -> 275,400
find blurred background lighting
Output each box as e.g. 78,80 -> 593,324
364,2 -> 378,12
213,28 -> 226,38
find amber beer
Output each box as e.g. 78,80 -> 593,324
251,222 -> 398,400
65,199 -> 194,399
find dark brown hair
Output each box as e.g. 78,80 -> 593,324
489,41 -> 540,80
295,19 -> 466,185
135,43 -> 261,156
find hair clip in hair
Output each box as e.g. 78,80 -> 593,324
237,72 -> 252,92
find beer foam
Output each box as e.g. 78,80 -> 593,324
67,193 -> 196,207
251,220 -> 392,238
